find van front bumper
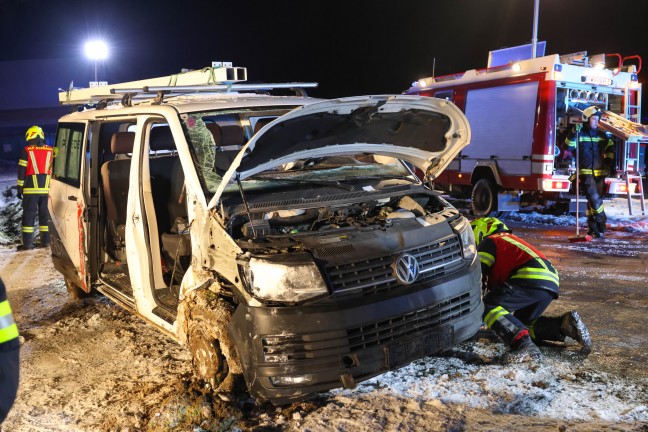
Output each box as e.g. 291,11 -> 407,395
229,259 -> 483,404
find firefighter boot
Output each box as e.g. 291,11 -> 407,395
485,307 -> 542,362
561,311 -> 591,354
529,316 -> 564,343
511,334 -> 542,362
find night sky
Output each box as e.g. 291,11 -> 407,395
1,0 -> 647,105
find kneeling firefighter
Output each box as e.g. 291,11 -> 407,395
471,217 -> 591,359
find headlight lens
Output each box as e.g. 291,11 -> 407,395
452,217 -> 477,263
247,254 -> 328,302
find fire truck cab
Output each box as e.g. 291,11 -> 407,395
405,48 -> 647,215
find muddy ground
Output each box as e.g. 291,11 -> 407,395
1,208 -> 648,431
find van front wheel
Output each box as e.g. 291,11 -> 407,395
189,319 -> 230,391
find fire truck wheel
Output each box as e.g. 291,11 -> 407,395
471,178 -> 497,216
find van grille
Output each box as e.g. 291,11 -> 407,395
324,234 -> 464,296
260,291 -> 472,362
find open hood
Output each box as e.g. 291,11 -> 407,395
210,95 -> 470,207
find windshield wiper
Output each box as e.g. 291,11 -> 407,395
344,174 -> 420,184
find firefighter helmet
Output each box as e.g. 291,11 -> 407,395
470,217 -> 509,245
582,106 -> 602,122
25,126 -> 44,141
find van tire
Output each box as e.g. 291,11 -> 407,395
188,318 -> 231,392
471,178 -> 497,216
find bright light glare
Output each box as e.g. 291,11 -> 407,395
84,40 -> 109,60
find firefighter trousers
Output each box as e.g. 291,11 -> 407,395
21,193 -> 50,249
580,174 -> 607,235
483,282 -> 554,347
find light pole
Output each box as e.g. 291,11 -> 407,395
84,40 -> 109,84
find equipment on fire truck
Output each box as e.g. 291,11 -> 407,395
405,48 -> 647,216
568,129 -> 593,243
59,64 -> 318,107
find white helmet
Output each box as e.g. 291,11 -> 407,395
582,106 -> 603,122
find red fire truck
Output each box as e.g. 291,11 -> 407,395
405,49 -> 647,215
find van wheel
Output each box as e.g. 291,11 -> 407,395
188,320 -> 230,391
471,178 -> 497,216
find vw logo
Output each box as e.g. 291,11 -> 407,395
394,254 -> 420,285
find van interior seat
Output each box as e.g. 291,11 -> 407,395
101,131 -> 135,260
147,126 -> 191,277
253,117 -> 275,135
209,123 -> 246,175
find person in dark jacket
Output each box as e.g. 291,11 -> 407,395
0,277 -> 20,424
471,217 -> 591,361
564,106 -> 614,238
17,125 -> 53,250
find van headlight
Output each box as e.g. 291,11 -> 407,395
451,217 -> 477,263
246,254 -> 328,303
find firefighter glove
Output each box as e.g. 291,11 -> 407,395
575,123 -> 582,132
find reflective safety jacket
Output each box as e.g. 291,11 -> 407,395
564,125 -> 614,177
478,232 -> 559,297
17,141 -> 53,195
0,279 -> 19,348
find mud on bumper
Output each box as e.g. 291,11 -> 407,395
229,260 -> 483,404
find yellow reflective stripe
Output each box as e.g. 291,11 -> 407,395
22,188 -> 50,194
528,319 -> 538,339
21,226 -> 35,233
484,306 -> 509,328
511,267 -> 560,285
45,151 -> 52,173
580,169 -> 594,174
565,138 -> 576,148
29,150 -> 40,174
593,170 -> 607,176
499,236 -> 544,264
39,225 -> 49,232
479,251 -> 495,267
18,159 -> 27,167
594,204 -> 604,214
0,300 -> 19,343
17,179 -> 24,186
45,175 -> 51,188
31,174 -> 38,187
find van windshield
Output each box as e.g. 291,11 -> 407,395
180,108 -> 419,200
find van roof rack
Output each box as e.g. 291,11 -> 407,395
59,65 -> 318,106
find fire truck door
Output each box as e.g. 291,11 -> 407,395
462,82 -> 537,176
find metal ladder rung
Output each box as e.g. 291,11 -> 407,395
625,174 -> 646,215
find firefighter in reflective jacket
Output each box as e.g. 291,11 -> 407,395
17,126 -> 53,250
564,106 -> 614,238
0,277 -> 20,424
471,218 -> 591,361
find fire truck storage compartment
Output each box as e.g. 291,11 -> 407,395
462,81 -> 538,177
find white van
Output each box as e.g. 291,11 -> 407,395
48,67 -> 483,404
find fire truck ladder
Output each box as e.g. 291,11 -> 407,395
625,173 -> 646,215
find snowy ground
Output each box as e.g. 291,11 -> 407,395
1,164 -> 647,431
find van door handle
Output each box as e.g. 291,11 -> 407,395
68,196 -> 77,201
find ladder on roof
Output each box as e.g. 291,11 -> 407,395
625,173 -> 646,215
59,65 -> 318,106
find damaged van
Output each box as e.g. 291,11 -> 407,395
48,67 -> 483,404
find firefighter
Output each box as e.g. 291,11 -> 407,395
471,217 -> 591,361
564,106 -> 614,238
17,125 -> 53,251
0,277 -> 20,424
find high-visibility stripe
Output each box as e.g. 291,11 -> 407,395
22,188 -> 50,194
21,226 -> 35,233
528,319 -> 537,339
0,300 -> 19,344
17,179 -> 24,186
45,151 -> 52,173
479,251 -> 495,267
484,305 -> 509,328
18,159 -> 27,167
39,225 -> 49,232
511,267 -> 560,285
29,150 -> 40,174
